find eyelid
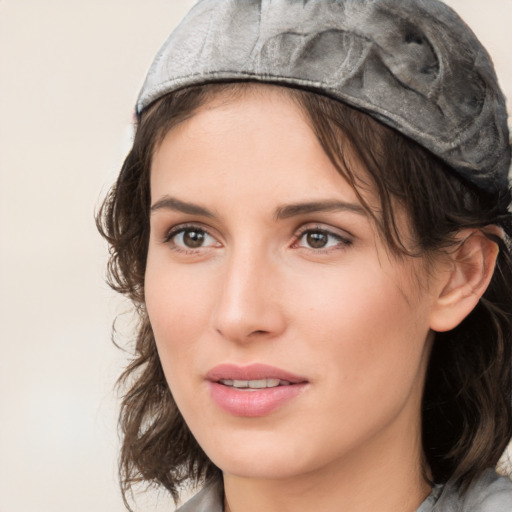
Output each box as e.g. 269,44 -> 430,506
163,223 -> 221,251
163,221 -> 211,240
292,223 -> 353,250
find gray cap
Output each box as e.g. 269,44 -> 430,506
137,0 -> 511,195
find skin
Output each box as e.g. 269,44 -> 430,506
144,86 -> 496,512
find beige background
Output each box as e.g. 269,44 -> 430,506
0,1 -> 510,511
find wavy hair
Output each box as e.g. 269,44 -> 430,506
97,83 -> 512,508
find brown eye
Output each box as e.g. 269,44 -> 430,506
306,231 -> 329,249
182,229 -> 206,248
168,226 -> 218,251
296,228 -> 350,251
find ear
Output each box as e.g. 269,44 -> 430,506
429,229 -> 499,332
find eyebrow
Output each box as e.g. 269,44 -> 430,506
150,196 -> 366,220
274,200 -> 366,220
150,196 -> 214,217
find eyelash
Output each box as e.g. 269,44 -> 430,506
163,224 -> 352,253
292,225 -> 353,252
163,224 -> 219,253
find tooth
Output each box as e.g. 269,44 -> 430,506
221,378 -> 290,389
248,379 -> 267,389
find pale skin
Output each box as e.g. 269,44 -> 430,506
145,85 -> 498,512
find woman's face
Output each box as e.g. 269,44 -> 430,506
145,87 -> 440,481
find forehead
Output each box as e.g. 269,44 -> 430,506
150,85 -> 368,208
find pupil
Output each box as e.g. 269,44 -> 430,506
307,232 -> 327,248
183,230 -> 204,248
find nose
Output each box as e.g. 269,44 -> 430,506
213,248 -> 286,344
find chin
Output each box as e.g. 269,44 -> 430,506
198,428 -> 325,481
214,453 -> 307,480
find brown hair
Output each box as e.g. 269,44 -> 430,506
97,83 -> 512,507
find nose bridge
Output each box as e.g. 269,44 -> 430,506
213,241 -> 284,342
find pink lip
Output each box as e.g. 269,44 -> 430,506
206,363 -> 308,417
206,363 -> 307,383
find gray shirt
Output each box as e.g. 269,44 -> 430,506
177,470 -> 512,512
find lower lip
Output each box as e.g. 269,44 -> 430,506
209,382 -> 307,417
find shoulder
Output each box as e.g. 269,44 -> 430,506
461,470 -> 512,512
428,469 -> 512,512
176,479 -> 224,512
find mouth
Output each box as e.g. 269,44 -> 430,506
217,378 -> 293,390
206,363 -> 308,417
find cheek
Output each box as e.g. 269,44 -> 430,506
144,252 -> 205,372
145,244 -> 215,332
295,259 -> 425,340
285,271 -> 431,465
292,262 -> 431,396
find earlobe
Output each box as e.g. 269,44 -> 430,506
429,230 -> 499,333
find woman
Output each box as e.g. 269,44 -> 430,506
98,1 -> 512,510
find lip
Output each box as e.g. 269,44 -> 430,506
206,363 -> 308,417
206,363 -> 307,383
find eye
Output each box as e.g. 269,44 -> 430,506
165,225 -> 219,251
295,227 -> 351,251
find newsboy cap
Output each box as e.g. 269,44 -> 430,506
137,0 -> 510,195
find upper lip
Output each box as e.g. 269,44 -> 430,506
206,363 -> 308,384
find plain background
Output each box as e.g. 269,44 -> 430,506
0,1 -> 510,511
